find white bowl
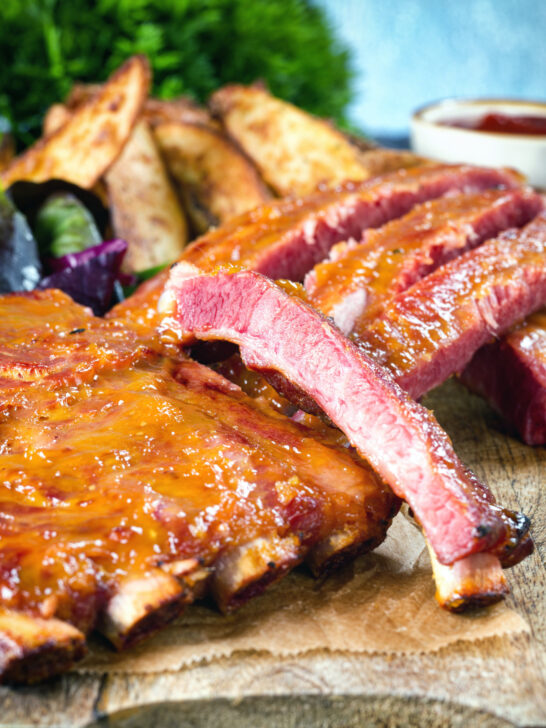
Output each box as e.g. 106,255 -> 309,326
411,99 -> 546,189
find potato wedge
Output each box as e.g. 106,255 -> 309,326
143,97 -> 214,129
209,84 -> 370,196
105,119 -> 189,272
42,103 -> 72,136
64,83 -> 103,109
67,84 -> 213,129
1,55 -> 150,189
154,121 -> 270,233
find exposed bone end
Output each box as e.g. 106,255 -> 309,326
98,570 -> 189,650
306,525 -> 384,576
160,558 -> 212,600
0,610 -> 86,684
428,545 -> 509,612
212,535 -> 301,613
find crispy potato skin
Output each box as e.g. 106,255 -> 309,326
1,55 -> 150,189
209,84 -> 370,196
67,84 -> 214,129
42,103 -> 72,136
153,120 -> 271,233
105,119 -> 189,272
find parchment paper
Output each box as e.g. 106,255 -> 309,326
78,514 -> 527,674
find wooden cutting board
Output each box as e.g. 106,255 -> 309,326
0,379 -> 544,727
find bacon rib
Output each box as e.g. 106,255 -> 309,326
304,188 -> 543,335
461,309 -> 546,446
356,211 -> 546,400
160,265 -> 530,567
110,164 -> 521,342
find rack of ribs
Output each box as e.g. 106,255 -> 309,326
110,167 -> 540,613
0,290 -> 398,683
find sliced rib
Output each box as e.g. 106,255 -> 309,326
461,308 -> 546,445
305,188 -> 543,334
357,211 -> 546,400
160,265 -> 531,567
110,163 -> 522,343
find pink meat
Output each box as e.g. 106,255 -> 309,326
175,164 -> 522,282
109,164 -> 523,340
461,308 -> 546,445
304,188 -> 543,335
357,211 -> 546,400
160,265 -> 524,566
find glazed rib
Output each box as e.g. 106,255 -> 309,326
0,292 -> 396,681
160,265 -> 531,567
304,188 -> 543,334
357,211 -> 546,400
461,308 -> 546,445
0,289 -> 150,407
110,163 -> 521,343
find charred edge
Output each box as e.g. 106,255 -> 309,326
496,510 -> 533,567
0,634 -> 87,685
0,613 -> 87,685
306,527 -> 386,578
211,536 -> 302,614
97,571 -> 189,651
500,532 -> 534,569
427,544 -> 509,613
440,589 -> 509,613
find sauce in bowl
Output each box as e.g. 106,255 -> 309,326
440,112 -> 546,136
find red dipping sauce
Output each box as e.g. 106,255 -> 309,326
440,112 -> 546,136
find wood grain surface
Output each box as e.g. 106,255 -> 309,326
0,379 -> 544,727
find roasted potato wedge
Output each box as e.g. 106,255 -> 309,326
105,119 -> 189,272
67,84 -> 213,129
42,103 -> 72,136
64,83 -> 103,109
143,97 -> 214,129
1,55 -> 150,189
154,121 -> 271,233
209,84 -> 370,196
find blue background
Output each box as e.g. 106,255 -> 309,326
317,0 -> 546,142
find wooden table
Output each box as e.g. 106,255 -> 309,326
0,380 -> 544,727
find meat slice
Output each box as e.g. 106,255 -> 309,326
357,211 -> 546,400
305,188 -> 543,334
0,294 -> 396,682
160,265 -> 531,567
109,163 -> 521,344
461,308 -> 546,445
